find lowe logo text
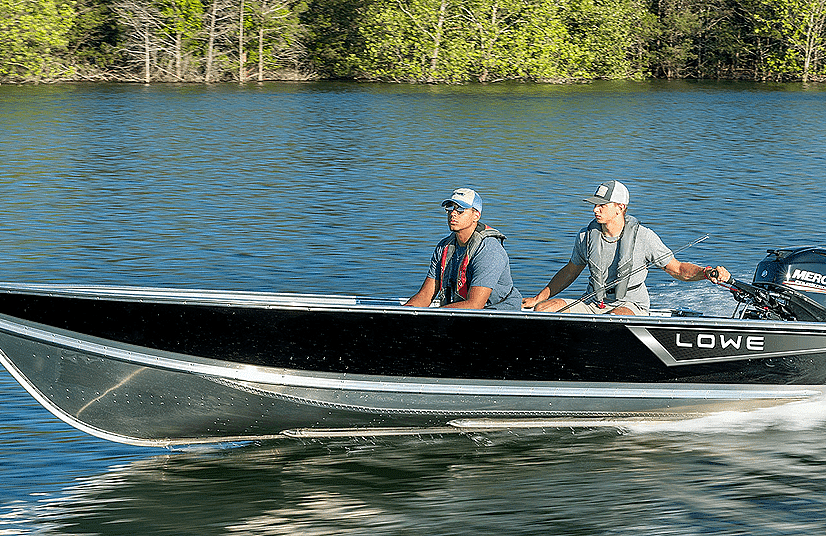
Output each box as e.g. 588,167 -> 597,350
675,333 -> 765,351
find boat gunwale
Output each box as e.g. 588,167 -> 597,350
2,281 -> 826,333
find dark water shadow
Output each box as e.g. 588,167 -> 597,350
6,421 -> 826,535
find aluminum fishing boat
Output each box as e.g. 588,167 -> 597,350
1,246 -> 825,446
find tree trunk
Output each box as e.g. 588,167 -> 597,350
258,26 -> 264,81
144,24 -> 151,83
206,0 -> 219,82
239,0 -> 245,82
429,0 -> 448,82
176,32 -> 183,80
803,23 -> 812,82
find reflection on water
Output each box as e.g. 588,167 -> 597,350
4,403 -> 826,536
2,382 -> 826,534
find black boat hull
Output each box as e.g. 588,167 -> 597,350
0,284 -> 824,446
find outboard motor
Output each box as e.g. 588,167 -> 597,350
730,246 -> 826,322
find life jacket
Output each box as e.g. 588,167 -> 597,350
586,214 -> 640,304
436,222 -> 507,306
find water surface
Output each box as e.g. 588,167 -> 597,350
1,80 -> 825,535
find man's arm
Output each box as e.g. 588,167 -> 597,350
663,259 -> 730,284
442,286 -> 492,309
523,261 -> 585,308
403,278 -> 492,309
403,277 -> 438,307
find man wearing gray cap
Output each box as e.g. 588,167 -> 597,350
522,180 -> 730,315
404,188 -> 522,310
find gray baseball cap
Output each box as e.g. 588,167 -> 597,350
584,180 -> 630,205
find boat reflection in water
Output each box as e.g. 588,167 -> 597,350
6,405 -> 826,536
0,246 -> 824,447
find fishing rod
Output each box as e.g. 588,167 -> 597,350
556,233 -> 710,313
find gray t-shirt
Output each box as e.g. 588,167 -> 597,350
427,237 -> 522,310
570,223 -> 673,311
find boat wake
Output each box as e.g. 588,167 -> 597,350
622,394 -> 826,435
649,279 -> 736,318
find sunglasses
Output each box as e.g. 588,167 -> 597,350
443,204 -> 469,214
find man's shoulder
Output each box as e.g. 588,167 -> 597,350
635,223 -> 664,242
436,233 -> 455,248
471,235 -> 509,266
576,223 -> 592,236
476,234 -> 507,254
633,224 -> 671,258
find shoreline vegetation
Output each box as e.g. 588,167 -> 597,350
2,0 -> 825,85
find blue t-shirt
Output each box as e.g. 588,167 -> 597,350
427,237 -> 522,310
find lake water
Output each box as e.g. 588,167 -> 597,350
1,80 -> 826,535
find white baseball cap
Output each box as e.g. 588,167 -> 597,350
441,188 -> 483,212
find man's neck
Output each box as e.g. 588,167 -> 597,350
455,226 -> 475,246
601,215 -> 625,238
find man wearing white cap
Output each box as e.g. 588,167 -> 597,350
522,180 -> 730,315
404,188 -> 522,310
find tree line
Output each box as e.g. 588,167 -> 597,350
2,0 -> 825,83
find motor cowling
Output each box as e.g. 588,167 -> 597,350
746,246 -> 826,321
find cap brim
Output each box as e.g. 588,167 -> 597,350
442,199 -> 473,209
584,196 -> 610,205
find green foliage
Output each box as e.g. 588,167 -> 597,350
687,0 -> 741,78
1,0 -> 825,83
0,0 -> 77,80
301,0 -> 365,77
157,0 -> 205,79
561,0 -> 642,79
459,0 -> 530,82
245,0 -> 307,74
355,0 -> 645,82
65,0 -> 122,70
357,0 -> 474,82
645,0 -> 704,78
158,0 -> 204,37
749,0 -> 826,80
508,0 -> 577,80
